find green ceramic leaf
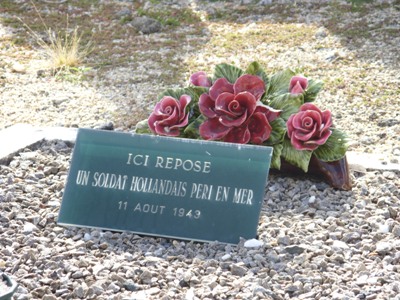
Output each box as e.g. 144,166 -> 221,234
245,62 -> 270,86
245,61 -> 270,102
313,128 -> 349,162
267,69 -> 296,96
264,117 -> 286,145
134,119 -> 153,135
281,138 -> 312,172
245,61 -> 262,75
268,93 -> 303,120
214,63 -> 244,84
158,88 -> 187,100
159,87 -> 207,102
304,79 -> 324,102
270,143 -> 283,170
183,115 -> 206,139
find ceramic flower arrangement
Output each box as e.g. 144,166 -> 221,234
136,62 -> 350,189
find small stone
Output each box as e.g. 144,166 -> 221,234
342,232 -> 361,242
332,254 -> 345,263
244,239 -> 263,248
139,269 -> 152,284
185,288 -> 195,300
377,119 -> 399,127
83,233 -> 92,241
123,281 -> 138,291
285,284 -> 299,293
23,222 -> 38,233
73,286 -> 85,298
179,279 -> 190,288
382,171 -> 395,180
86,284 -> 104,297
92,264 -> 105,275
47,201 -> 60,207
52,98 -> 68,106
277,235 -> 291,245
388,207 -> 398,219
231,263 -> 247,276
5,192 -> 14,202
107,282 -> 120,293
183,270 -> 193,282
94,122 -> 114,131
131,16 -> 162,34
305,223 -> 316,231
285,245 -> 306,255
376,242 -> 392,254
154,248 -> 163,256
72,271 -> 84,279
392,225 -> 400,237
55,288 -> 69,296
254,253 -> 264,261
99,242 -> 108,250
11,62 -> 26,73
360,137 -> 374,145
332,240 -> 349,250
44,166 -> 59,175
147,287 -> 160,295
356,275 -> 369,286
266,250 -> 280,263
221,254 -> 231,261
379,224 -> 390,233
116,8 -> 132,18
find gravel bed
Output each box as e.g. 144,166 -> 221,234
0,139 -> 399,300
1,0 -> 400,299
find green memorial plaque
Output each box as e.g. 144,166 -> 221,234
58,128 -> 272,244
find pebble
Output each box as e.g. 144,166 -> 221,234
378,224 -> 390,233
244,239 -> 264,248
116,8 -> 132,18
332,240 -> 349,250
392,225 -> 400,237
285,245 -> 306,255
23,222 -> 38,233
221,253 -> 231,261
11,62 -> 26,74
123,281 -> 138,292
375,242 -> 392,254
131,16 -> 162,34
83,232 -> 92,241
377,119 -> 399,127
230,264 -> 247,277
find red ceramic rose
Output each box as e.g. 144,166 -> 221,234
138,62 -> 350,190
148,95 -> 191,137
289,75 -> 308,95
287,103 -> 332,151
198,75 -> 280,144
190,71 -> 212,87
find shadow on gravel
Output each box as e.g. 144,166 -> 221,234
196,0 -> 399,68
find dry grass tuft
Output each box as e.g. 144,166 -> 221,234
19,1 -> 92,71
41,26 -> 91,69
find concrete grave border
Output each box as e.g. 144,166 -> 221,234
0,124 -> 77,165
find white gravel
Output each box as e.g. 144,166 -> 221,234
1,139 -> 399,300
